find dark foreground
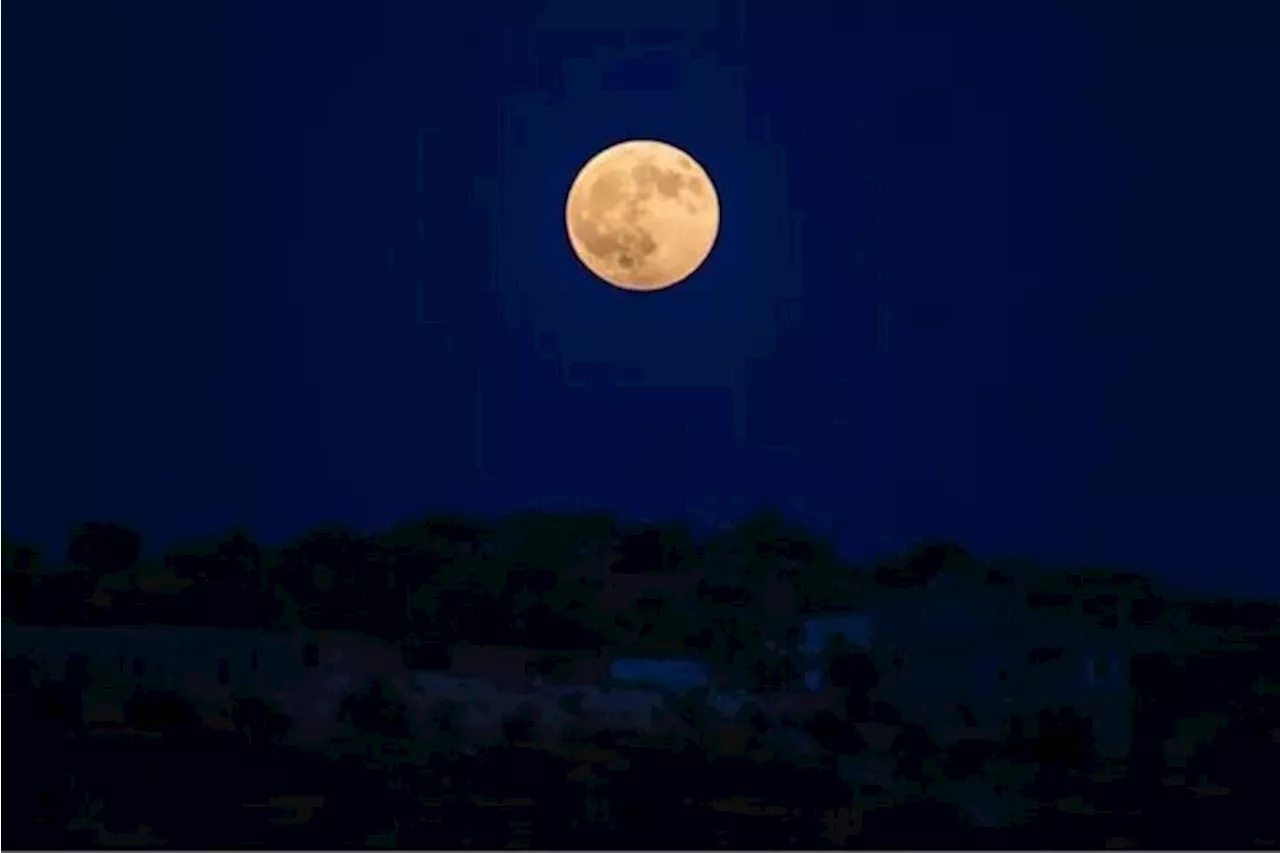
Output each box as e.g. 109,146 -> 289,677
5,522 -> 1278,848
7,727 -> 1277,850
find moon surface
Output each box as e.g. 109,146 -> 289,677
566,139 -> 720,292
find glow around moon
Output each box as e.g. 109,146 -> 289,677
565,139 -> 720,292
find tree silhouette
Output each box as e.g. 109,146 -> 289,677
876,538 -> 977,588
381,514 -> 491,598
2,536 -> 38,616
338,678 -> 411,740
272,523 -> 382,632
826,635 -> 879,717
682,510 -> 840,687
2,534 -> 39,574
615,520 -> 696,574
231,695 -> 295,747
67,521 -> 141,579
125,686 -> 202,739
502,702 -> 540,747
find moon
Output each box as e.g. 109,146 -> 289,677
566,139 -> 720,292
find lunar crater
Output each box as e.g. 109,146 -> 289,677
566,140 -> 720,291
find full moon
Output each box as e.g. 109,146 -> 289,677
565,139 -> 720,292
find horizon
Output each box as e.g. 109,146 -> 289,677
7,2 -> 1278,605
7,508 -> 1271,607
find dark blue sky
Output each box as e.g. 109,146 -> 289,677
7,1 -> 1278,596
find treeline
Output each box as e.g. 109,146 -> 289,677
3,512 -> 1001,648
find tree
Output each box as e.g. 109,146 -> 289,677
875,538 -> 978,588
380,514 -> 496,642
125,686 -> 202,739
274,523 -> 378,631
165,531 -> 268,627
614,520 -> 695,574
231,695 -> 295,747
502,702 -> 540,747
212,531 -> 266,592
165,539 -> 213,581
498,511 -> 612,580
725,509 -> 833,563
67,522 -> 142,579
826,635 -> 879,717
380,513 -> 492,589
697,510 -> 837,681
493,511 -> 620,642
2,536 -> 38,617
2,535 -> 39,575
702,509 -> 840,607
338,678 -> 411,740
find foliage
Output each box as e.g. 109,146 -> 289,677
6,507 -> 1212,706
875,538 -> 977,588
67,521 -> 141,578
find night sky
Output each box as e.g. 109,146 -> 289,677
7,1 -> 1278,596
